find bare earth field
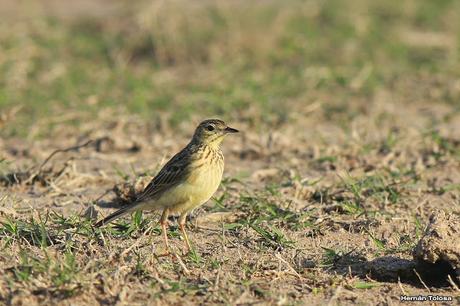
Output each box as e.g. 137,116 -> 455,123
1,0 -> 460,305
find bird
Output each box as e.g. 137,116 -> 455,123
94,119 -> 238,254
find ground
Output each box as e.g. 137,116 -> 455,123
0,0 -> 460,305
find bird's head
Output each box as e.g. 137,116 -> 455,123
192,119 -> 238,147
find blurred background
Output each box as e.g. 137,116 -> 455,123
1,0 -> 459,138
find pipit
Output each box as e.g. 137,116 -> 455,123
94,119 -> 238,254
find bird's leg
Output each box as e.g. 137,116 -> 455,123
159,208 -> 170,255
178,212 -> 192,254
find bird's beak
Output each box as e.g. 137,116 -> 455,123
224,126 -> 239,133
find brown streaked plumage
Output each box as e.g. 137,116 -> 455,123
94,119 -> 238,254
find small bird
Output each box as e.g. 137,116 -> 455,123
94,119 -> 238,254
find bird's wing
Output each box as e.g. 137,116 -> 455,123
134,149 -> 192,203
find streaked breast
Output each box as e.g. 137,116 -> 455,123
187,147 -> 224,206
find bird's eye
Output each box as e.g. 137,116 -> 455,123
206,125 -> 215,131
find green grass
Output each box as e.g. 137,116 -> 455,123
222,188 -> 318,249
352,281 -> 382,290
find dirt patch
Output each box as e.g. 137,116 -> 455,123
413,210 -> 460,284
2,105 -> 460,305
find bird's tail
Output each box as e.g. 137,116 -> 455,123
94,206 -> 135,227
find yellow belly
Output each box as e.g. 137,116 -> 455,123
144,163 -> 224,214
